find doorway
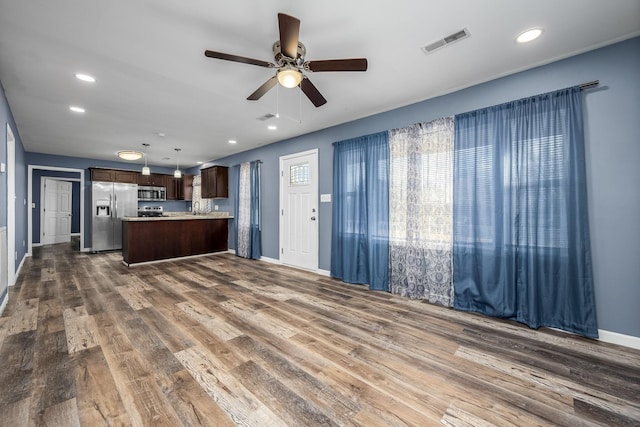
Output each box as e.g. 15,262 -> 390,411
279,149 -> 319,271
28,166 -> 86,255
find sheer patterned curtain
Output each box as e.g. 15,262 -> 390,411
235,161 -> 261,259
453,87 -> 598,338
191,175 -> 211,213
389,117 -> 454,305
331,131 -> 390,291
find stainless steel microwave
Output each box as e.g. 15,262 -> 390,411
138,186 -> 166,201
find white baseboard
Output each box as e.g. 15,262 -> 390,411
32,242 -> 43,247
317,269 -> 330,277
10,254 -> 27,287
598,329 -> 640,350
260,256 -> 281,265
0,291 -> 7,316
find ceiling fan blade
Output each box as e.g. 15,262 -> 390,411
278,13 -> 300,59
299,76 -> 327,107
204,50 -> 274,68
304,58 -> 368,72
247,76 -> 277,101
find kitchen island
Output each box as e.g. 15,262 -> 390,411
122,213 -> 233,265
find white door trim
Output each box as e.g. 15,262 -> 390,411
28,165 -> 86,255
279,148 -> 319,271
6,124 -> 15,286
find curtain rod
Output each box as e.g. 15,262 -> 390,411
580,80 -> 599,90
232,160 -> 262,167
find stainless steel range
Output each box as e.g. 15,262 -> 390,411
138,206 -> 164,217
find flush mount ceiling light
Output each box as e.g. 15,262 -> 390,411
277,66 -> 303,88
267,125 -> 277,130
174,148 -> 182,178
69,106 -> 85,113
228,140 -> 237,144
74,73 -> 95,83
516,28 -> 543,43
117,150 -> 143,161
141,143 -> 151,175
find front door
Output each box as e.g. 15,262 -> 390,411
42,179 -> 72,245
280,149 -> 318,271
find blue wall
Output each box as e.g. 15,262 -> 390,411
191,37 -> 640,338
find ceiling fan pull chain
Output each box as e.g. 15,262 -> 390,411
298,84 -> 303,124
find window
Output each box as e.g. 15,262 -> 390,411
289,162 -> 309,186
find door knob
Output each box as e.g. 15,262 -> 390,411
311,216 -> 316,221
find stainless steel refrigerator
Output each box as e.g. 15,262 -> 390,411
91,182 -> 138,251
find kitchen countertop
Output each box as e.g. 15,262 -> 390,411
123,213 -> 234,221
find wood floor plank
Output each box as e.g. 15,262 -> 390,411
175,345 -> 288,426
156,368 -> 236,427
38,397 -> 81,427
0,330 -> 36,405
63,307 -> 100,353
73,346 -> 131,426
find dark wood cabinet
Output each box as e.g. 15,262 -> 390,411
138,173 -> 165,186
201,166 -> 228,199
165,174 -> 193,201
90,168 -> 114,182
114,170 -> 138,184
90,168 -> 137,183
122,218 -> 228,264
182,174 -> 194,201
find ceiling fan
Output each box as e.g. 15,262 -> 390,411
204,13 -> 368,107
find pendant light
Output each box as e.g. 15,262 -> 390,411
174,148 -> 182,178
141,143 -> 151,175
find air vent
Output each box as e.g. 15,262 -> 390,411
421,28 -> 470,55
256,113 -> 276,121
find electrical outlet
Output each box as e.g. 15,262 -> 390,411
214,205 -> 219,211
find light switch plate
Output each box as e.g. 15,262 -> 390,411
320,194 -> 331,203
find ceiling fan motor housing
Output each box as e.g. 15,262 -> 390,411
273,41 -> 306,67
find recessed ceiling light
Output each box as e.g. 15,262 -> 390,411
69,106 -> 85,113
516,28 -> 543,44
267,125 -> 277,130
157,132 -> 166,137
228,140 -> 237,144
197,161 -> 203,164
74,73 -> 95,83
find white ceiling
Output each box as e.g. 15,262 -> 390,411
1,0 -> 639,169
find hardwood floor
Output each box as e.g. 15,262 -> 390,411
1,241 -> 639,426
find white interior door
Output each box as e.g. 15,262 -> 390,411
280,149 -> 318,271
42,179 -> 72,245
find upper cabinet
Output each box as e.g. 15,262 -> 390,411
201,166 -> 228,199
138,173 -> 165,187
90,168 -> 193,200
90,168 -> 137,184
166,174 -> 194,201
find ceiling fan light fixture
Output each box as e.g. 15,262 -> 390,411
117,150 -> 143,161
277,67 -> 302,88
